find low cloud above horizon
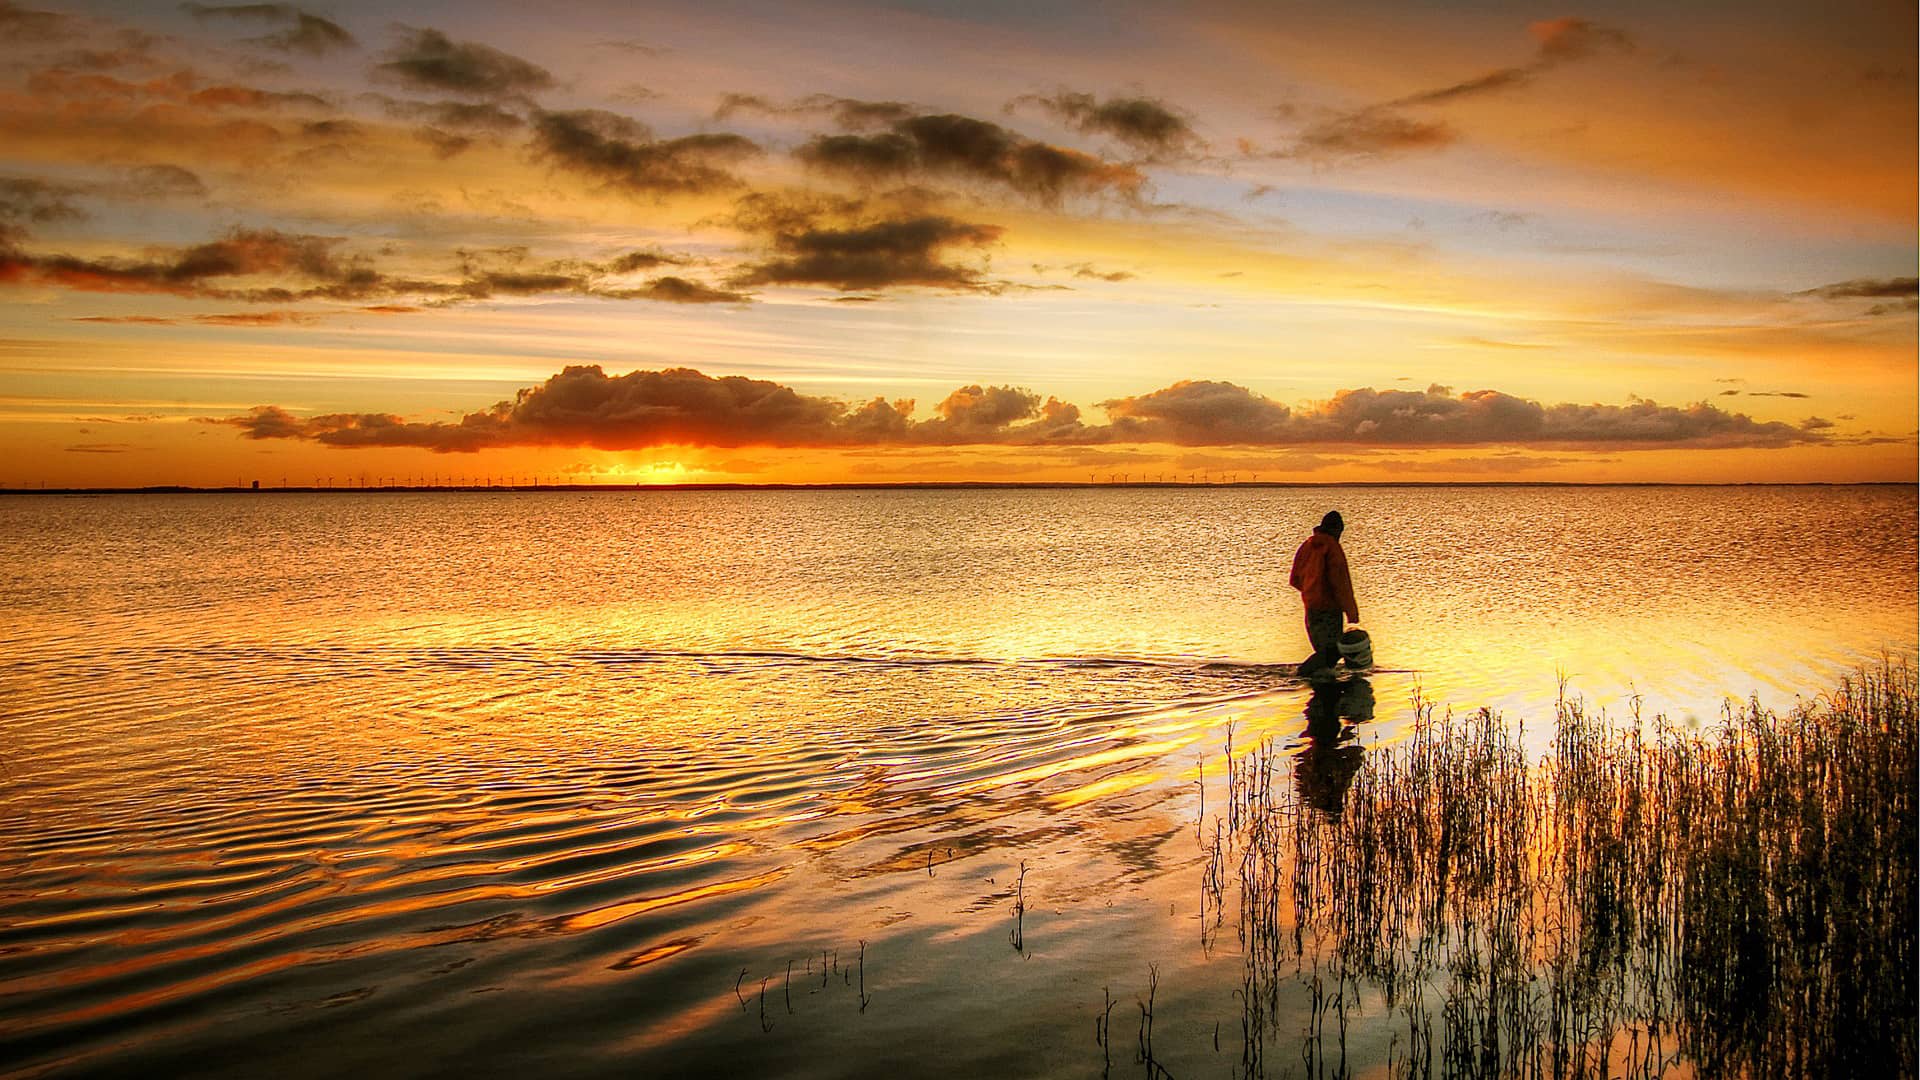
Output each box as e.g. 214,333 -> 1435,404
206,365 -> 1832,454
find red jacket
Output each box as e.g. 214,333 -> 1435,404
1289,529 -> 1359,620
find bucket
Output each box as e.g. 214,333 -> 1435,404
1337,628 -> 1373,670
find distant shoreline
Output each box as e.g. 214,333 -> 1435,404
2,480 -> 1911,495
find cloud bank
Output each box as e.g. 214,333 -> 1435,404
0,226 -> 742,305
208,367 -> 1827,453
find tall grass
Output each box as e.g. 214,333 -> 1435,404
1207,663 -> 1916,1079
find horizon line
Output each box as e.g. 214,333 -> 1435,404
2,480 -> 1911,495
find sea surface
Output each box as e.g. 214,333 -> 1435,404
1,485 -> 1913,1077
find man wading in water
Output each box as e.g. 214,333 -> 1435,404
1289,511 -> 1360,679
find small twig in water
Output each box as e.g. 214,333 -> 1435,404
858,939 -> 871,1012
1010,859 -> 1029,953
1095,986 -> 1115,1079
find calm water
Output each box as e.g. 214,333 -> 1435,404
1,486 -> 1913,1077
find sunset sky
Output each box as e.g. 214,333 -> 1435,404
1,0 -> 1913,486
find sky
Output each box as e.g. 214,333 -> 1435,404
0,0 -> 1913,487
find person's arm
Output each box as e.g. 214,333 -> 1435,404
1288,541 -> 1307,593
1328,542 -> 1359,622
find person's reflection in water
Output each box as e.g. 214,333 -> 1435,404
1294,676 -> 1374,817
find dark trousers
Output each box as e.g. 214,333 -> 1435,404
1298,607 -> 1344,677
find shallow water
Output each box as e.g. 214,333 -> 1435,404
0,486 -> 1912,1077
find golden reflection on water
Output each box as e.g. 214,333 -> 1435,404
561,870 -> 791,934
0,487 -> 1912,1076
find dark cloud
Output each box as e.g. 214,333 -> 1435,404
266,14 -> 355,55
180,3 -> 357,56
1529,17 -> 1635,62
1102,380 -> 1296,443
531,109 -> 759,196
1802,277 -> 1917,300
214,367 -> 855,451
727,195 -> 1004,292
1388,67 -> 1536,108
376,27 -> 553,98
1008,91 -> 1201,158
0,0 -> 79,42
1865,299 -> 1919,316
22,66 -> 331,116
605,248 -> 687,273
1282,16 -> 1634,162
2,227 -> 742,307
424,100 -> 522,131
1388,17 -> 1634,109
301,117 -> 362,138
0,227 -> 362,298
18,63 -> 328,114
373,96 -> 524,131
609,83 -> 660,106
415,127 -> 473,158
1800,276 -> 1918,315
212,366 -> 1088,451
599,275 -> 749,304
123,164 -> 207,199
912,385 -> 1089,444
0,177 -> 85,241
1068,263 -> 1133,282
219,403 -> 309,439
795,111 -> 1146,204
1288,110 -> 1457,161
185,84 -> 330,110
194,309 -> 317,326
1747,391 -> 1810,398
49,42 -> 166,72
210,368 -> 1823,454
1098,381 -> 1821,448
369,97 -> 523,158
715,93 -> 916,130
712,92 -> 778,120
593,39 -> 664,57
813,97 -> 919,130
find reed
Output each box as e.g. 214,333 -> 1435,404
1011,859 -> 1029,954
1095,985 -> 1115,1079
1199,663 -> 1916,1079
858,939 -> 871,1013
1135,964 -> 1173,1079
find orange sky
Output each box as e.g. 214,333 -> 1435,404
0,0 -> 1913,486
